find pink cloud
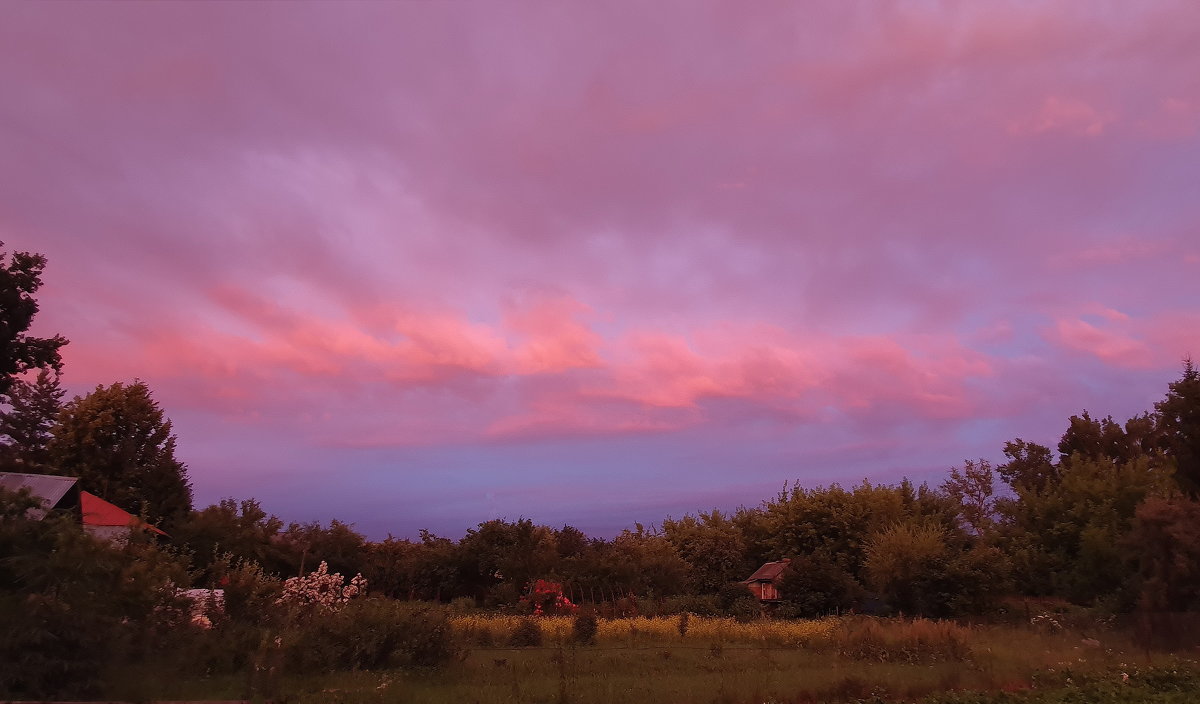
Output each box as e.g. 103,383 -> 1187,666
1138,97 -> 1200,140
8,2 -> 1200,533
1008,96 -> 1115,137
1048,317 -> 1155,369
504,295 -> 603,374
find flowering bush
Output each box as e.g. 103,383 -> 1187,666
276,561 -> 367,611
521,579 -> 578,616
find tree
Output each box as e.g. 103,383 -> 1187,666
1156,359 -> 1200,497
776,550 -> 863,617
997,454 -> 1170,605
172,498 -> 292,578
48,381 -> 192,529
0,369 -> 64,472
0,243 -> 67,396
1129,496 -> 1200,613
863,518 -> 1006,617
661,510 -> 752,594
998,439 -> 1057,492
455,518 -> 559,602
941,459 -> 997,539
280,518 -> 367,578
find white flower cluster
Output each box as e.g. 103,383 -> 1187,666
276,561 -> 367,611
1030,612 -> 1064,631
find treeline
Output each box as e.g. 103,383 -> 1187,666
172,361 -> 1200,619
3,240 -> 1200,623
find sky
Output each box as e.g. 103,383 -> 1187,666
2,2 -> 1199,539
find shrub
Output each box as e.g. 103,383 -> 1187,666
449,596 -> 477,614
573,610 -> 598,645
729,595 -> 762,622
281,599 -> 459,672
508,616 -> 543,646
776,551 -> 863,617
276,561 -> 366,611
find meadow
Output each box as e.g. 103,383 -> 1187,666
106,613 -> 1200,704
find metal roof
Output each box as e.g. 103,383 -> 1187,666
0,472 -> 79,517
742,559 -> 792,583
81,490 -> 167,536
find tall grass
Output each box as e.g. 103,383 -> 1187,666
451,613 -> 972,654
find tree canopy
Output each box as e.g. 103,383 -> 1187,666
0,243 -> 67,396
49,381 -> 193,530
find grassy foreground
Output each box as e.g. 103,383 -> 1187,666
105,614 -> 1200,703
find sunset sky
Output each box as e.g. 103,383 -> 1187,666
3,2 -> 1198,538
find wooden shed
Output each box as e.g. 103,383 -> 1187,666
741,558 -> 791,602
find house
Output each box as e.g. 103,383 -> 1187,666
0,471 -> 80,519
0,471 -> 166,543
741,558 -> 791,602
80,489 -> 167,542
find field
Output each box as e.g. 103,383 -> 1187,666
108,614 -> 1200,704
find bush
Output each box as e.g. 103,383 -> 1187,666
281,599 -> 459,672
573,610 -> 598,644
508,616 -> 543,646
776,551 -> 863,617
729,595 -> 762,622
449,596 -> 477,614
0,511 -> 191,699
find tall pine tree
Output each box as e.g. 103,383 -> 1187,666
0,369 -> 64,472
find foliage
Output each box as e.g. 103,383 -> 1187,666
1156,359 -> 1200,497
49,380 -> 193,529
456,518 -> 558,600
0,369 -> 64,472
776,550 -> 864,617
508,616 -> 544,646
0,243 -> 67,396
209,553 -> 282,624
0,503 -> 190,699
660,510 -> 751,594
281,517 -> 367,578
864,518 -> 1007,617
998,438 -> 1058,493
998,454 -> 1171,605
174,498 -> 293,579
583,525 -> 690,597
942,459 -> 998,538
363,529 -> 459,601
758,479 -> 959,585
573,609 -> 598,644
1129,495 -> 1200,612
281,599 -> 459,672
521,578 -> 578,615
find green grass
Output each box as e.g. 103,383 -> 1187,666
103,619 -> 1199,704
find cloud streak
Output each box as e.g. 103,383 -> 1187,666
3,1 -> 1199,536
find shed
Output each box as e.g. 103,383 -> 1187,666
0,471 -> 167,541
81,490 -> 168,541
741,558 -> 791,602
0,471 -> 81,519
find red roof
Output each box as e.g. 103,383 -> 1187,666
742,559 -> 791,583
80,491 -> 167,536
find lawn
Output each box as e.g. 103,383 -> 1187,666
105,614 -> 1200,703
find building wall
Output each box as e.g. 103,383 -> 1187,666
84,524 -> 132,546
